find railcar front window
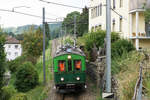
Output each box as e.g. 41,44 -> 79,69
58,60 -> 65,72
74,60 -> 81,70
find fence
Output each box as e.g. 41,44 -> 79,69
132,63 -> 143,100
132,51 -> 150,100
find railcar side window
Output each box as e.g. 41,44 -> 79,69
74,60 -> 81,70
58,60 -> 65,72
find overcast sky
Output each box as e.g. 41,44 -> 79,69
0,0 -> 89,28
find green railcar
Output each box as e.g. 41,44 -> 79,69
53,45 -> 86,90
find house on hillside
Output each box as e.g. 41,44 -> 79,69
4,36 -> 22,61
89,0 -> 150,50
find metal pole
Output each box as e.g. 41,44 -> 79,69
106,0 -> 111,92
60,24 -> 63,47
43,7 -> 46,84
65,25 -> 67,37
74,15 -> 76,47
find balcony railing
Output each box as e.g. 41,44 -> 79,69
130,0 -> 150,11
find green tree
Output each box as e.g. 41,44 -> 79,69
77,6 -> 89,36
14,62 -> 38,92
0,34 -> 6,97
51,27 -> 60,39
144,8 -> 150,24
62,11 -> 80,35
144,9 -> 150,35
62,8 -> 89,37
22,26 -> 43,64
8,55 -> 27,74
15,34 -> 24,41
45,22 -> 50,40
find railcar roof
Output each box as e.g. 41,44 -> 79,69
54,45 -> 85,57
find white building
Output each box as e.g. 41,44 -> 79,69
89,0 -> 150,50
4,36 -> 22,61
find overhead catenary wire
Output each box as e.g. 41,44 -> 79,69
45,11 -> 65,19
39,0 -> 83,9
0,8 -> 56,20
40,0 -> 123,19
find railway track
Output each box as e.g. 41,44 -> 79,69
54,90 -> 96,100
46,80 -> 97,100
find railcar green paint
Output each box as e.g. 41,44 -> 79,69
53,53 -> 86,87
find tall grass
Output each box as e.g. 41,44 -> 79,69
116,51 -> 144,100
26,40 -> 53,100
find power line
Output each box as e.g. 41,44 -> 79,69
39,0 -> 83,9
111,8 -> 122,18
45,11 -> 64,18
0,8 -> 56,20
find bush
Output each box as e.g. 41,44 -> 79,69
8,55 -> 27,74
80,30 -> 120,50
77,30 -> 120,61
111,39 -> 135,58
1,86 -> 16,100
10,93 -> 27,100
14,62 -> 39,92
0,35 -> 6,97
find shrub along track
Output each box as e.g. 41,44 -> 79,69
46,39 -> 97,100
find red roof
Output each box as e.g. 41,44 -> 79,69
5,36 -> 20,44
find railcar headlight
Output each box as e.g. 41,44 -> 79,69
76,77 -> 80,81
60,77 -> 64,81
68,55 -> 71,59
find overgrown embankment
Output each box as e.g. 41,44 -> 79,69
2,41 -> 52,100
75,30 -> 136,99
115,50 -> 150,100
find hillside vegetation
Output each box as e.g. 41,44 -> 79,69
4,23 -> 61,35
2,40 -> 52,100
115,50 -> 150,100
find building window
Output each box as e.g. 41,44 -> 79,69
15,52 -> 18,56
100,3 -> 102,16
95,26 -> 98,30
94,7 -> 96,17
91,4 -> 102,18
98,5 -> 100,16
15,45 -> 18,49
119,17 -> 123,32
113,0 -> 116,9
113,23 -> 115,32
8,52 -> 11,56
91,27 -> 95,31
112,19 -> 115,32
96,6 -> 98,17
8,45 -> 11,48
120,0 -> 123,8
91,9 -> 93,18
99,25 -> 102,30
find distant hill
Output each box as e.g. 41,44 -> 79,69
4,22 -> 62,35
4,25 -> 39,34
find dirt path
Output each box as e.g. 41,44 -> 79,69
45,39 -> 60,100
51,39 -> 60,57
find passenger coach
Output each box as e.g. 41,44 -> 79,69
53,45 -> 86,91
